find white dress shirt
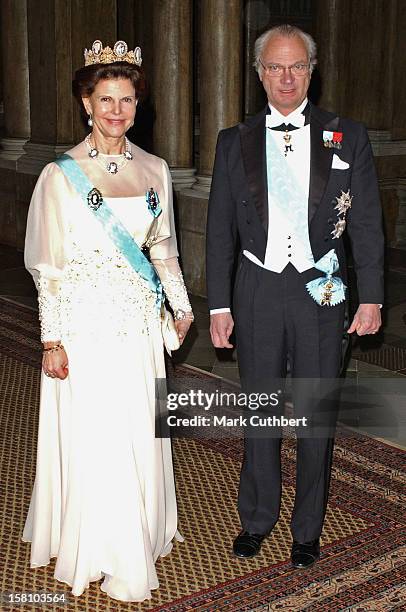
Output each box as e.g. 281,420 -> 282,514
211,99 -> 314,315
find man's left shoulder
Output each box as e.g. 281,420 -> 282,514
311,103 -> 366,135
338,116 -> 367,136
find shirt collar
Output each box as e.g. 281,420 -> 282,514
266,98 -> 309,128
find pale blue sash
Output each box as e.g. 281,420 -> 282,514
266,128 -> 310,244
306,249 -> 346,306
265,129 -> 345,306
55,154 -> 163,308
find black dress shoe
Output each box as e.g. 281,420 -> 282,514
233,531 -> 266,558
291,538 -> 320,568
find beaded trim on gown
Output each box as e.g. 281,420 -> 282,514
22,142 -> 192,602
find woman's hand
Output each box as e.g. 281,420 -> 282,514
42,342 -> 69,380
175,317 -> 193,345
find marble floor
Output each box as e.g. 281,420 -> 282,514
1,243 -> 405,447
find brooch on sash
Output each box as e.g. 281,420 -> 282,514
87,187 -> 103,211
331,190 -> 352,239
306,249 -> 346,306
323,130 -> 343,149
146,187 -> 162,218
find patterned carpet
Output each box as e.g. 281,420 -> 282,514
0,297 -> 405,611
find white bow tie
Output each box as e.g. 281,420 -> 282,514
266,111 -> 306,129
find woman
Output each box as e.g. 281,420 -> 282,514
22,40 -> 193,602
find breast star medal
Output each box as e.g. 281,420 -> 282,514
331,190 -> 353,239
334,190 -> 353,215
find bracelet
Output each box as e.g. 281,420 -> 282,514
43,344 -> 64,354
174,309 -> 194,322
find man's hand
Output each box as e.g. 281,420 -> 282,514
210,312 -> 234,348
348,304 -> 382,336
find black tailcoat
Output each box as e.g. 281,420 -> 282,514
206,103 -> 384,311
206,103 -> 385,540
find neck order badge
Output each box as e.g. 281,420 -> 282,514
283,130 -> 294,156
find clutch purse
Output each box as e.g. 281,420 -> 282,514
161,306 -> 180,355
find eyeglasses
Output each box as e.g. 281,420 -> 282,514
259,59 -> 310,77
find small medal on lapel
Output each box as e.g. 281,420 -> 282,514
323,131 -> 333,148
333,132 -> 343,149
323,130 -> 343,149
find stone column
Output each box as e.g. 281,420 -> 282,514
117,0 -> 154,77
315,0 -> 395,128
195,0 -> 242,192
0,0 -> 30,164
391,0 -> 406,140
0,0 -> 30,245
17,0 -> 72,178
152,0 -> 194,190
15,0 -> 117,248
18,0 -> 118,175
243,0 -> 268,118
176,0 -> 243,296
316,0 -> 406,264
314,0 -> 346,115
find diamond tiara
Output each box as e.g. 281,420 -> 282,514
84,40 -> 142,67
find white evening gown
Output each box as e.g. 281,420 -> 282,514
22,151 -> 192,602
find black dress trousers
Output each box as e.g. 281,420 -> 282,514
233,256 -> 345,542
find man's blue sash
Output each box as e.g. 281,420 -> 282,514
265,129 -> 345,306
55,154 -> 163,308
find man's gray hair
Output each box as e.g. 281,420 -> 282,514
253,24 -> 317,74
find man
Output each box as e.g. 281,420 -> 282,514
206,24 -> 383,568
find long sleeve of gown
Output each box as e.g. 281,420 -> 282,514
24,163 -> 67,342
150,160 -> 193,315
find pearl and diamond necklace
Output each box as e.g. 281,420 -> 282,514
85,134 -> 133,174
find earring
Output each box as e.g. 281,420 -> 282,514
87,114 -> 93,127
